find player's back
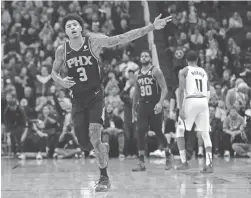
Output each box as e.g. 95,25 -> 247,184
64,36 -> 101,97
185,66 -> 208,98
137,66 -> 160,104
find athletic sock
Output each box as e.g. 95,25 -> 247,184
206,152 -> 212,165
139,154 -> 145,163
198,147 -> 203,155
179,150 -> 186,163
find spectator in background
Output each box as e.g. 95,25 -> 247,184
225,82 -> 249,111
229,12 -> 243,29
105,71 -> 119,94
4,93 -> 28,157
23,86 -> 36,108
190,28 -> 204,50
20,98 -> 36,120
18,119 -> 48,160
105,86 -> 124,115
53,31 -> 68,49
209,106 -> 222,156
4,34 -> 21,54
120,70 -> 137,158
54,102 -> 81,159
215,100 -> 227,122
222,108 -> 245,157
35,66 -> 52,96
210,83 -> 224,107
102,104 -> 125,159
118,53 -> 139,79
232,109 -> 251,158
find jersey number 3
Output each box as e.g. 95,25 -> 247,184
77,67 -> 88,82
140,85 -> 152,96
195,79 -> 203,92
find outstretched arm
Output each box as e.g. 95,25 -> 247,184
153,67 -> 168,105
95,14 -> 172,48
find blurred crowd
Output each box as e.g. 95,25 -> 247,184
1,1 -> 251,160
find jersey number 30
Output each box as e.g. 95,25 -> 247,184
140,85 -> 152,96
195,79 -> 203,92
77,67 -> 88,82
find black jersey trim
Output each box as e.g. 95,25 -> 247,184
68,37 -> 86,51
140,65 -> 153,75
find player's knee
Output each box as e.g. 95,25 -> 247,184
200,131 -> 212,148
176,120 -> 185,138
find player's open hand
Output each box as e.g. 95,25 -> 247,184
154,102 -> 163,114
61,76 -> 76,89
153,14 -> 172,30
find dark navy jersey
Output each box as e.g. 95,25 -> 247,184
64,36 -> 101,97
137,66 -> 160,103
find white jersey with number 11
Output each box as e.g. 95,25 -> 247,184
185,66 -> 208,98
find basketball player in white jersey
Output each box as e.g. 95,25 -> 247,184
175,51 -> 213,173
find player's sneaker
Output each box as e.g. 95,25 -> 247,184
200,164 -> 213,173
18,153 -> 26,160
53,153 -> 58,159
95,175 -> 111,192
224,150 -> 230,157
175,161 -> 190,170
165,154 -> 173,170
89,149 -> 96,158
132,162 -> 146,172
198,153 -> 204,158
36,152 -> 43,160
119,153 -> 125,160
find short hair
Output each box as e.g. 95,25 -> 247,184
186,50 -> 198,62
61,13 -> 84,31
141,50 -> 152,58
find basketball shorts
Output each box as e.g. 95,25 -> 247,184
183,97 -> 209,132
136,102 -> 163,133
71,87 -> 104,151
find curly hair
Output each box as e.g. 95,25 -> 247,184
61,13 -> 84,31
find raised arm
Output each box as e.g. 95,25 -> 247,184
95,14 -> 172,48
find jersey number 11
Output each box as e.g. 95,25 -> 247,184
195,79 -> 202,92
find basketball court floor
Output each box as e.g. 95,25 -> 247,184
1,157 -> 251,198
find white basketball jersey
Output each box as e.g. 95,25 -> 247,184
185,66 -> 208,97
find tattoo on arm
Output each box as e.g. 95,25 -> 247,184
154,68 -> 167,105
98,24 -> 155,48
51,45 -> 64,84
